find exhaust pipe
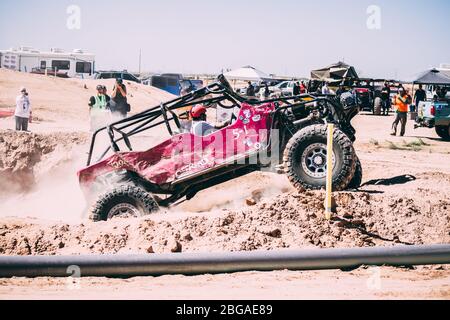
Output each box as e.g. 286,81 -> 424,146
0,244 -> 449,278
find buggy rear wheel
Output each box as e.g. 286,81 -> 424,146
89,185 -> 159,222
435,125 -> 450,141
283,124 -> 356,191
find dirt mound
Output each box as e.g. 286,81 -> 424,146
1,189 -> 449,256
0,130 -> 88,195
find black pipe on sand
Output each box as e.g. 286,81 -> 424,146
0,244 -> 449,278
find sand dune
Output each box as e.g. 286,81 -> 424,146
0,69 -> 175,129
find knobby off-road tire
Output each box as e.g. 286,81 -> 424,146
283,124 -> 357,191
90,185 -> 159,222
435,125 -> 450,141
347,156 -> 363,189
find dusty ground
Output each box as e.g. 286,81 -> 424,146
0,70 -> 449,299
2,267 -> 449,300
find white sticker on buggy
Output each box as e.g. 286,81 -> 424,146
252,115 -> 261,122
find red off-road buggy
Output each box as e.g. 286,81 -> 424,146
78,75 -> 361,221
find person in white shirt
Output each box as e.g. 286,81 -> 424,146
321,82 -> 331,95
15,87 -> 32,131
189,105 -> 229,136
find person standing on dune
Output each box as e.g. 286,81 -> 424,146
110,78 -> 129,119
15,87 -> 32,132
88,85 -> 111,131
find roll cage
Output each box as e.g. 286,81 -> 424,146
86,75 -> 354,166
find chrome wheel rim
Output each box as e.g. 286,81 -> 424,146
108,203 -> 140,219
301,143 -> 336,178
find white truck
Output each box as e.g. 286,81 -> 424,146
269,81 -> 296,96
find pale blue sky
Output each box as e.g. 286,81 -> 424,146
0,0 -> 449,79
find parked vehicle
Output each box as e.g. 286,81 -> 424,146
0,46 -> 95,78
270,81 -> 297,96
94,71 -> 141,83
144,74 -> 202,96
353,87 -> 373,112
78,75 -> 361,221
415,98 -> 450,140
236,82 -> 261,95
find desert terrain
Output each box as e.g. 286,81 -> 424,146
0,69 -> 449,299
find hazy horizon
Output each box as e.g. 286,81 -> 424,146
1,0 -> 449,79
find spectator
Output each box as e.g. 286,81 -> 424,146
433,86 -> 441,101
111,78 -> 129,118
300,81 -> 307,94
413,84 -> 426,112
293,82 -> 300,96
381,82 -> 391,116
336,85 -> 347,97
436,86 -> 447,100
321,82 -> 331,95
391,87 -> 411,137
263,83 -> 270,99
88,84 -> 111,131
246,81 -> 255,97
15,87 -> 32,132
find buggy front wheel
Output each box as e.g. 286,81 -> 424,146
89,185 -> 159,222
283,125 -> 357,191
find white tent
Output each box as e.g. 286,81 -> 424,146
224,66 -> 271,81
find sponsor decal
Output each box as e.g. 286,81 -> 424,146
109,159 -> 129,169
175,158 -> 211,178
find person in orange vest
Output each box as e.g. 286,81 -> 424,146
391,87 -> 411,136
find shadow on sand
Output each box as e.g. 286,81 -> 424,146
361,174 -> 417,187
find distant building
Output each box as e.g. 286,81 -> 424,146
0,46 -> 95,78
436,63 -> 450,77
437,63 -> 450,71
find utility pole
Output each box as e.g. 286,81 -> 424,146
138,49 -> 142,75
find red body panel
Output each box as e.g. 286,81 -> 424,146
78,103 -> 275,190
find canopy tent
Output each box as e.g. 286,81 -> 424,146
311,61 -> 359,83
412,69 -> 450,85
440,69 -> 450,76
224,66 -> 271,81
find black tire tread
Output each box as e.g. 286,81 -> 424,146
89,185 -> 159,222
348,157 -> 363,189
435,125 -> 450,141
283,124 -> 357,191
